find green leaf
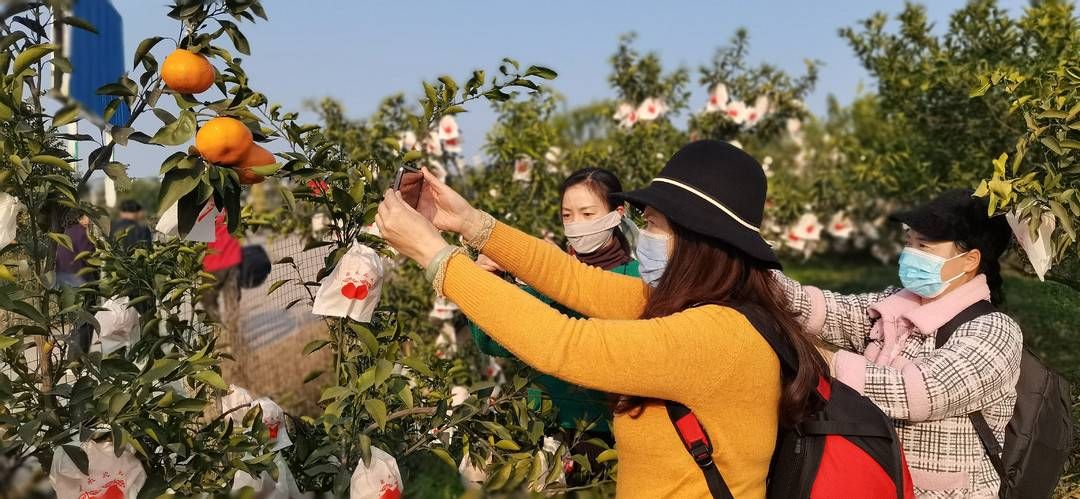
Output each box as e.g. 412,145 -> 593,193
150,110 -> 197,146
48,232 -> 73,252
495,439 -> 520,451
364,399 -> 388,430
402,150 -> 423,163
1036,110 -> 1070,120
349,323 -> 379,356
13,44 -> 55,76
524,65 -> 558,80
303,370 -> 325,383
133,37 -> 165,69
430,448 -> 456,469
158,166 -> 202,214
968,77 -> 991,97
140,358 -> 180,384
596,448 -> 618,463
0,335 -> 19,350
97,82 -> 136,98
1040,137 -> 1063,155
109,391 -> 132,417
217,20 -> 251,55
320,385 -> 351,402
62,16 -> 97,34
1050,201 -> 1075,238
373,358 -> 393,387
62,445 -> 90,476
266,278 -> 290,295
31,154 -> 74,171
193,370 -> 228,391
53,102 -> 81,127
302,339 -> 331,356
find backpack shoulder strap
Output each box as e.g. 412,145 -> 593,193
934,300 -> 997,348
667,303 -> 800,499
665,401 -> 734,499
932,300 -> 1007,481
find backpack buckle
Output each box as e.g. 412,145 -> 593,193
689,440 -> 714,468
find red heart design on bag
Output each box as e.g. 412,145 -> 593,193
340,282 -> 369,300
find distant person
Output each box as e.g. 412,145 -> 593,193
55,212 -> 96,354
201,211 -> 242,324
55,213 -> 94,287
110,200 -> 152,250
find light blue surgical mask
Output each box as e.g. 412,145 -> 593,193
897,247 -> 970,298
635,229 -> 671,287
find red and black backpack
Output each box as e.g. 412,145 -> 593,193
668,304 -> 915,499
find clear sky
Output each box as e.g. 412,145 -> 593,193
107,0 -> 1027,179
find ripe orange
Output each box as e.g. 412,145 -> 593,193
161,49 -> 215,94
235,166 -> 265,185
195,117 -> 253,165
237,143 -> 275,167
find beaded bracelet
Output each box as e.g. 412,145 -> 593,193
462,211 -> 496,250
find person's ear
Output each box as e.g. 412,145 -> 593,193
615,205 -> 626,216
963,248 -> 982,274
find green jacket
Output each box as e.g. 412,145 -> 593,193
469,260 -> 640,433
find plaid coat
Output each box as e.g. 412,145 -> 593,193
775,272 -> 1022,498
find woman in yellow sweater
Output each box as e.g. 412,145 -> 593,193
376,140 -> 826,498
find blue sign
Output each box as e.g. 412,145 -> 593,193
68,0 -> 128,126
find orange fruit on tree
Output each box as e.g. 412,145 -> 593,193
161,49 -> 215,94
235,166 -> 265,185
237,143 -> 275,168
195,117 -> 254,165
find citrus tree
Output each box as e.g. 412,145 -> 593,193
0,0 -> 279,496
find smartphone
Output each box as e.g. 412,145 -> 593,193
392,165 -> 424,209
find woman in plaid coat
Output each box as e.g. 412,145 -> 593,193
777,189 -> 1022,498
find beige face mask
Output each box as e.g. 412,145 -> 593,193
564,210 -> 623,254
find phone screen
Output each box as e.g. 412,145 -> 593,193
394,167 -> 424,209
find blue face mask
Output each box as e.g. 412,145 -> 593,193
635,230 -> 671,287
897,247 -> 969,298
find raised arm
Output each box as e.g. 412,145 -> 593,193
772,270 -> 896,352
478,221 -> 649,320
832,313 -> 1023,421
444,253 -> 766,402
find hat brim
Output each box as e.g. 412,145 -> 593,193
889,209 -> 955,242
614,183 -> 782,270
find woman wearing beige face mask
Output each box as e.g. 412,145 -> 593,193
470,167 -> 639,485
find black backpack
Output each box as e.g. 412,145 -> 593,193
935,301 -> 1073,499
239,245 -> 272,289
668,304 -> 913,499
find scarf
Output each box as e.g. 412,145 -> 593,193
865,274 -> 991,367
572,229 -> 631,270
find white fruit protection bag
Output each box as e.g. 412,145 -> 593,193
50,441 -> 146,499
0,192 -> 24,246
154,201 -> 218,242
350,446 -> 403,499
94,297 -> 140,355
312,243 -> 384,322
1007,210 -> 1056,281
231,454 -> 300,499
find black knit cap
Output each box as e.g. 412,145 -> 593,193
613,140 -> 780,269
891,188 -> 1011,260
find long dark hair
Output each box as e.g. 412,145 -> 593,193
615,221 -> 827,427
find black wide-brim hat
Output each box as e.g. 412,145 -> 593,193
613,140 -> 781,269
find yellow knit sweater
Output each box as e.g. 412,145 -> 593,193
442,222 -> 780,498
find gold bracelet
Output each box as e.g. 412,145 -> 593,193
432,246 -> 467,299
462,211 -> 496,250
